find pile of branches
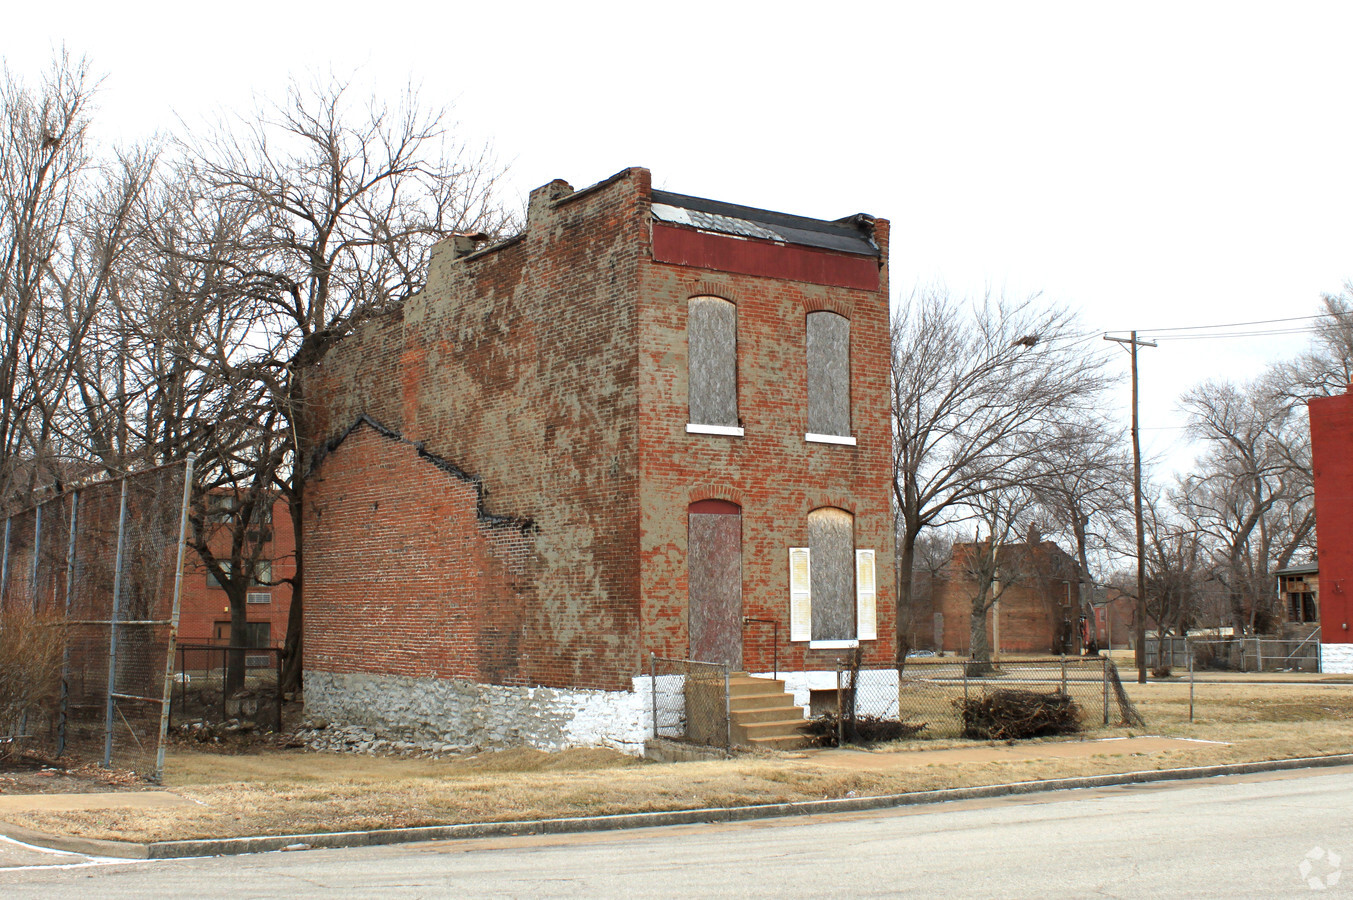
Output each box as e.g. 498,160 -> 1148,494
805,713 -> 927,747
955,689 -> 1082,740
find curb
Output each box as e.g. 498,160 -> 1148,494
9,753 -> 1353,860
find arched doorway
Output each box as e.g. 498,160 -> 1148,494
688,499 -> 742,668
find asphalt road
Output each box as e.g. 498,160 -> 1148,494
3,767 -> 1351,898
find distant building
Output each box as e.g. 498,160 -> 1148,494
925,538 -> 1081,656
1274,561 -> 1319,630
177,495 -> 293,653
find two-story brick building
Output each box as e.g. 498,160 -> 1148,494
299,168 -> 894,751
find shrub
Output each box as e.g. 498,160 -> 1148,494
954,689 -> 1082,740
0,607 -> 66,762
804,713 -> 927,747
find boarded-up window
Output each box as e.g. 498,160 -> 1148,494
689,297 -> 738,427
806,312 -> 850,436
808,507 -> 854,641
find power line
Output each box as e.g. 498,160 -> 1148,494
1149,326 -> 1318,341
1116,313 -> 1332,334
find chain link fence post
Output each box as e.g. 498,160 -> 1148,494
102,477 -> 131,769
1189,637 -> 1195,723
1,515 -> 11,611
836,662 -> 844,747
1101,656 -> 1109,726
724,665 -> 732,750
56,492 -> 80,757
152,455 -> 194,781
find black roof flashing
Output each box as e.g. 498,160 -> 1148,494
651,189 -> 879,258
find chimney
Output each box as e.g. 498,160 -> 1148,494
527,178 -> 575,225
451,232 -> 490,260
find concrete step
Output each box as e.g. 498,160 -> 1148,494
730,692 -> 799,713
744,733 -> 811,751
732,705 -> 806,725
729,677 -> 787,697
731,718 -> 810,747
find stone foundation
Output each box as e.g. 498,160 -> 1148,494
305,670 -> 653,755
1321,643 -> 1353,674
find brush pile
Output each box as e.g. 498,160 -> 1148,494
805,713 -> 927,747
955,689 -> 1082,740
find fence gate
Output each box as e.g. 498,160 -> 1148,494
650,654 -> 731,749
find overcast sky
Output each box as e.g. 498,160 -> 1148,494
6,1 -> 1352,474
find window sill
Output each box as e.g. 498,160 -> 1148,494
687,423 -> 744,437
808,639 -> 860,649
805,433 -> 856,446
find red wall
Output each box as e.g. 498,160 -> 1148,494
305,424 -> 534,683
1310,391 -> 1353,641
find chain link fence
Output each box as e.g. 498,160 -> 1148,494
1157,636 -> 1321,673
834,656 -> 1143,742
0,459 -> 192,780
170,644 -> 283,735
650,655 -> 731,749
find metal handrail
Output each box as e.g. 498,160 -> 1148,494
742,616 -> 779,681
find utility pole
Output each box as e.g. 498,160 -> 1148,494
1104,330 -> 1157,684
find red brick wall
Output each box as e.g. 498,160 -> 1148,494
636,209 -> 896,673
304,423 -> 535,682
304,172 -> 645,691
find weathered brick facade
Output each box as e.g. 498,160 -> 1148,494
301,168 -> 894,714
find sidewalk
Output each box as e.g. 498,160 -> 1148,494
799,736 -> 1219,771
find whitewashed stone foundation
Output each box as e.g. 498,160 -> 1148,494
1321,643 -> 1353,674
306,671 -> 654,756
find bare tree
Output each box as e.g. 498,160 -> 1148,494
1271,291 -> 1353,403
0,54 -> 99,507
890,287 -> 1112,668
1175,377 -> 1313,634
956,478 -> 1040,667
1027,414 -> 1134,621
170,76 -> 515,689
1139,490 -> 1208,636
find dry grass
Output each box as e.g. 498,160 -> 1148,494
4,680 -> 1352,843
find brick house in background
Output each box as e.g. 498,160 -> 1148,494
177,495 -> 294,652
299,167 -> 894,751
922,538 -> 1080,656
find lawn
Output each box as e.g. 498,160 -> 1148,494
2,680 -> 1351,844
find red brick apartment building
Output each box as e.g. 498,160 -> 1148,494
299,168 -> 894,751
177,496 -> 294,651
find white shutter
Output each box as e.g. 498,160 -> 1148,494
856,549 -> 877,641
789,547 -> 811,641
